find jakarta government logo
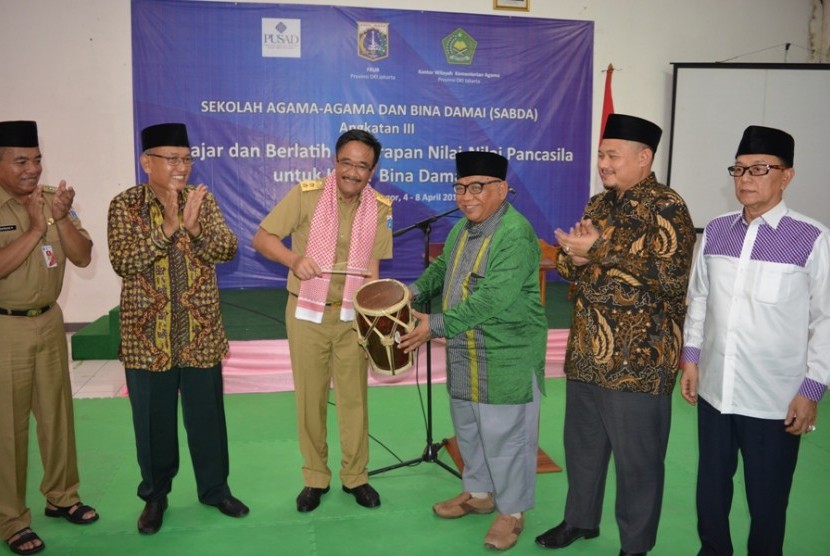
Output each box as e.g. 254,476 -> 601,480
357,22 -> 389,62
262,18 -> 301,58
442,28 -> 477,65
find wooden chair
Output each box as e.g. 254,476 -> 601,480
538,238 -> 560,305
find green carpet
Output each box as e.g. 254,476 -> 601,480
71,283 -> 574,359
22,381 -> 830,555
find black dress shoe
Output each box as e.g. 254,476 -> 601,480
342,483 -> 381,508
535,520 -> 599,548
208,495 -> 250,518
137,498 -> 168,535
296,486 -> 329,513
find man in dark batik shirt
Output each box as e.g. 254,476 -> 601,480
536,114 -> 695,556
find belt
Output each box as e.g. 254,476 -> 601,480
0,304 -> 53,317
288,292 -> 342,307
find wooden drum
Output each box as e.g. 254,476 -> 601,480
353,279 -> 414,376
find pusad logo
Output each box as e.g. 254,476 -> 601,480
442,28 -> 477,65
262,18 -> 301,58
357,22 -> 389,62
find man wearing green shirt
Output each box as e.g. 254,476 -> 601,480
400,151 -> 547,551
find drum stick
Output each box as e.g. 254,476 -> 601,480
321,268 -> 370,277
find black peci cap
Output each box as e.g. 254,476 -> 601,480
735,125 -> 794,167
602,113 -> 662,153
141,123 -> 190,151
455,151 -> 508,179
0,120 -> 39,148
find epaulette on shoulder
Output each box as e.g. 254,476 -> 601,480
300,179 -> 325,192
41,185 -> 57,194
374,190 -> 392,207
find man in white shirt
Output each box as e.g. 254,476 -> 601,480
680,125 -> 830,556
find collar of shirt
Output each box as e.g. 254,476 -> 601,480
465,200 -> 509,238
143,183 -> 189,206
735,200 -> 788,230
0,184 -> 20,207
602,172 -> 659,207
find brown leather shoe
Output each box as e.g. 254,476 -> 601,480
484,514 -> 524,551
433,492 -> 495,519
137,498 -> 167,535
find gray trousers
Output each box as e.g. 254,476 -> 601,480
450,374 -> 541,515
563,380 -> 671,553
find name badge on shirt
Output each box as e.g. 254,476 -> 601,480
42,244 -> 58,268
0,224 -> 17,232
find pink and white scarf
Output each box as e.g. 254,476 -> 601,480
295,173 -> 378,323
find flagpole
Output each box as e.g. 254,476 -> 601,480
600,63 -> 615,142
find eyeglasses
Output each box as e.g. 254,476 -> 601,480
146,153 -> 195,166
336,159 -> 373,175
727,164 -> 786,177
452,179 -> 502,195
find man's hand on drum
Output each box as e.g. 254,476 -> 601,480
290,255 -> 323,281
399,309 -> 431,353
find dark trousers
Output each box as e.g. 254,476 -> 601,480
696,397 -> 800,556
126,365 -> 231,504
563,381 -> 671,554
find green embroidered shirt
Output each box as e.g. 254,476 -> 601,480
412,203 -> 547,404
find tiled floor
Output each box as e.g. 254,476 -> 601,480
68,334 -> 126,399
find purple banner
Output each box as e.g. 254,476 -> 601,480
132,0 -> 594,287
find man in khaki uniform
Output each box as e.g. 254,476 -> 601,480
253,129 -> 392,513
0,120 -> 96,556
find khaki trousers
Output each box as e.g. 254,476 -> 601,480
285,295 -> 369,489
0,306 -> 81,540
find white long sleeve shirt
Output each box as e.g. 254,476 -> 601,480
682,201 -> 830,419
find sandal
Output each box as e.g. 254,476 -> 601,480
44,501 -> 100,524
6,528 -> 45,556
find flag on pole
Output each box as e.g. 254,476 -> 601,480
600,63 -> 615,142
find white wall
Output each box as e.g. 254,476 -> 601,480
0,0 -> 814,323
669,65 -> 830,228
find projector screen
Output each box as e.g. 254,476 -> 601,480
667,63 -> 830,230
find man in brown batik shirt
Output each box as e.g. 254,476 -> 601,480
108,123 -> 248,536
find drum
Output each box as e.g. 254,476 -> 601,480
353,279 -> 414,376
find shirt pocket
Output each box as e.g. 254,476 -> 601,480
751,265 -> 801,304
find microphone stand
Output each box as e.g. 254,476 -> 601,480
369,206 -> 461,478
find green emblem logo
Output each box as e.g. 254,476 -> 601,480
442,28 -> 477,65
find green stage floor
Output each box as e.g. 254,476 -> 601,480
22,381 -> 830,555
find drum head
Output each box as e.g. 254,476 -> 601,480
355,279 -> 406,311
